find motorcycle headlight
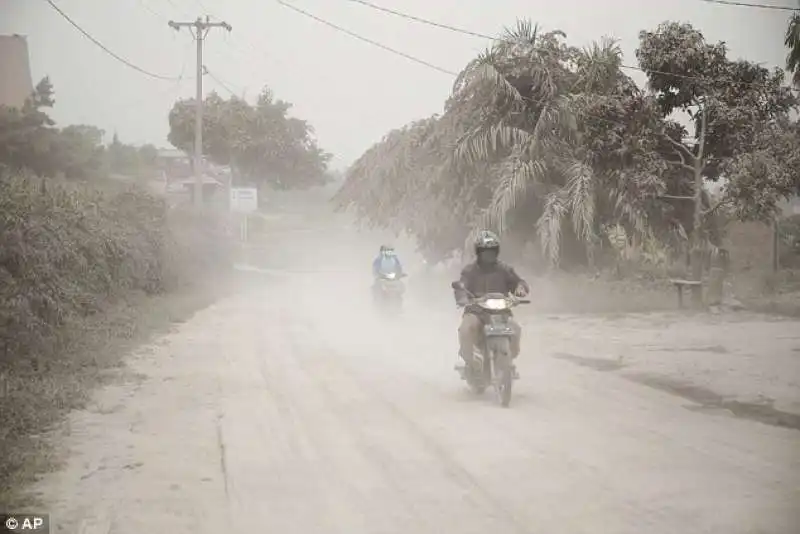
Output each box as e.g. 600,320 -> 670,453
385,273 -> 396,279
482,298 -> 508,310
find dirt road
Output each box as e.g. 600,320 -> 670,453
34,193 -> 800,533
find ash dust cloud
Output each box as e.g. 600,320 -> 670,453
4,1 -> 800,532
235,185 -> 462,382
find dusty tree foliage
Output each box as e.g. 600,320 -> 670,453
168,88 -> 333,189
786,12 -> 800,89
0,77 -> 160,181
335,20 -> 799,268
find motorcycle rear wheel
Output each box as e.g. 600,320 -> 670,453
465,361 -> 487,394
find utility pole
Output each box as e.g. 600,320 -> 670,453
168,16 -> 232,210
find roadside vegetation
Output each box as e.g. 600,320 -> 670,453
0,72 -> 332,506
334,19 -> 800,306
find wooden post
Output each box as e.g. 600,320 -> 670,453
772,218 -> 780,273
690,247 -> 704,307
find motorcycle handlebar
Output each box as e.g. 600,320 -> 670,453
379,273 -> 407,279
458,295 -> 531,306
451,282 -> 528,303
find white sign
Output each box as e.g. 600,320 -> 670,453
230,187 -> 258,213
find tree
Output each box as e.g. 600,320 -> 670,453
167,88 -> 331,189
722,118 -> 800,221
336,19 -> 798,270
337,21 -> 680,266
55,124 -> 107,179
0,78 -> 111,180
786,12 -> 800,88
449,23 -> 684,266
107,133 -> 142,176
636,21 -> 797,286
0,78 -> 167,181
0,77 -> 58,176
138,144 -> 158,167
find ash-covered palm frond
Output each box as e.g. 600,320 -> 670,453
786,14 -> 800,88
536,190 -> 568,265
573,37 -> 636,97
453,49 -> 527,109
465,150 -> 547,245
454,121 -> 531,170
563,161 -> 596,243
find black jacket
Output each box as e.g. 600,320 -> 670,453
454,261 -> 529,309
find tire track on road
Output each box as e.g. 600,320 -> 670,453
295,295 -> 800,534
284,313 -> 537,534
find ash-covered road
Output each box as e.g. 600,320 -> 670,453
37,191 -> 800,533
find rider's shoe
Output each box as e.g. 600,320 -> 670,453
453,358 -> 466,371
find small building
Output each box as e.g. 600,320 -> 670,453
155,149 -> 228,206
156,148 -> 192,186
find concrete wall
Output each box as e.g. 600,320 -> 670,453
0,35 -> 34,109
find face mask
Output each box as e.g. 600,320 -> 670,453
478,249 -> 498,264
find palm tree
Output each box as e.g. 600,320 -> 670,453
786,12 -> 800,88
450,21 -> 646,265
335,19 -> 675,267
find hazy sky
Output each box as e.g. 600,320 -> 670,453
0,0 -> 795,168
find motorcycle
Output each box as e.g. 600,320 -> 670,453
373,271 -> 407,314
451,281 -> 530,407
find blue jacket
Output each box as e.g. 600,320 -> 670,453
373,255 -> 403,277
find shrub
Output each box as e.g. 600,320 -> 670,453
0,170 -> 233,499
0,172 -> 168,360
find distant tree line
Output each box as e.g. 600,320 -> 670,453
0,78 -> 161,181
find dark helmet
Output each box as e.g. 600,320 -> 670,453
474,230 -> 500,254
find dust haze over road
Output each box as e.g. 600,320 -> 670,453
34,189 -> 800,533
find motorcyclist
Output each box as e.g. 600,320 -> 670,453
452,230 -> 530,378
372,245 -> 404,298
373,245 -> 404,278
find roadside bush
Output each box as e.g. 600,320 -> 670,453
0,170 -> 233,501
0,171 -> 168,360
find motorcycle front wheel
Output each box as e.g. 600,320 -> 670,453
489,340 -> 513,407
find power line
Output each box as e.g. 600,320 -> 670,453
343,0 -> 794,90
45,0 -> 182,81
116,76 -> 187,115
204,67 -> 241,96
191,0 -> 211,15
698,0 -> 799,11
344,0 -> 493,39
135,0 -> 163,19
134,0 -> 262,91
299,4 -> 789,139
275,0 -> 457,76
115,36 -> 193,111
